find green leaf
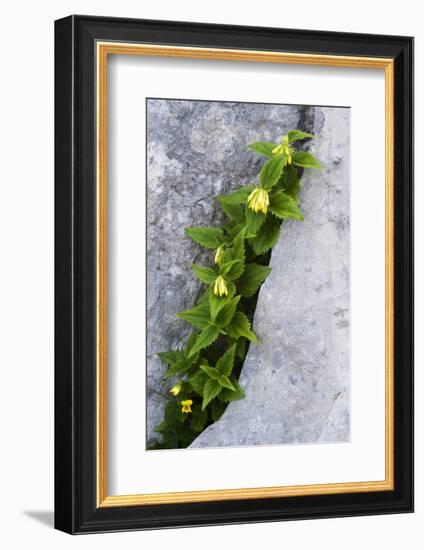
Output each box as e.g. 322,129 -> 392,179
192,264 -> 217,284
202,379 -> 222,410
200,364 -> 219,380
249,215 -> 281,255
177,426 -> 198,443
231,228 -> 246,263
157,350 -> 185,366
235,337 -> 247,359
209,281 -> 235,321
225,311 -> 257,342
215,344 -> 236,377
245,207 -> 266,234
209,293 -> 229,322
287,130 -> 315,142
177,301 -> 210,329
218,374 -> 235,391
249,141 -> 276,157
216,295 -> 241,328
292,151 -> 320,168
188,324 -> 221,358
226,223 -> 245,242
185,226 -> 225,249
191,407 -> 208,432
219,201 -> 244,223
154,420 -> 168,433
220,259 -> 241,276
269,191 -> 304,220
237,263 -> 272,297
219,380 -> 245,402
165,401 -> 185,425
281,165 -> 301,200
161,427 -> 178,448
164,359 -> 192,379
189,370 -> 208,395
220,259 -> 244,281
211,400 -> 226,421
184,331 -> 199,357
217,185 -> 255,205
260,154 -> 286,189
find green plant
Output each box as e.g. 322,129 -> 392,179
149,130 -> 320,449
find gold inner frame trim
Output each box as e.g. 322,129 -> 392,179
96,42 -> 395,508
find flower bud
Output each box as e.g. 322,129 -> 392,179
247,187 -> 270,214
169,382 -> 182,396
213,275 -> 228,297
214,245 -> 224,265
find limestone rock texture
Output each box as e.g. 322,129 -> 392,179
146,99 -> 315,446
190,106 -> 351,448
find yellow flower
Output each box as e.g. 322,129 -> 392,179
272,134 -> 293,163
247,187 -> 270,214
214,245 -> 224,265
213,275 -> 228,297
169,382 -> 182,396
181,399 -> 193,414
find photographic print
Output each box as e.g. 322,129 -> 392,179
146,98 -> 350,450
55,17 -> 413,532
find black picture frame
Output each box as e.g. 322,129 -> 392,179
55,14 -> 414,534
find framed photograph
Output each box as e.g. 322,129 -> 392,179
54,15 -> 413,534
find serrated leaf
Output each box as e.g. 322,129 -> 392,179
218,374 -> 235,391
211,399 -> 226,421
282,170 -> 301,200
249,141 -> 276,157
184,331 -> 199,357
164,359 -> 192,379
157,350 -> 185,366
192,264 -> 217,284
245,207 -> 266,234
161,427 -> 178,448
292,151 -> 320,168
165,401 -> 185,425
216,295 -> 241,328
216,344 -> 236,377
260,154 -> 286,189
220,259 -> 241,276
231,228 -> 246,263
235,337 -> 247,359
200,364 -> 219,380
191,407 -> 208,432
189,370 -> 208,395
154,420 -> 168,433
196,288 -> 210,304
188,324 -> 221,358
220,259 -> 244,281
177,301 -> 210,329
219,201 -> 244,223
287,130 -> 315,142
217,185 -> 255,205
227,223 -> 245,242
202,379 -> 222,410
237,263 -> 272,297
249,215 -> 281,255
177,426 -> 198,443
269,191 -> 304,220
225,311 -> 257,342
185,226 -> 225,249
219,380 -> 245,402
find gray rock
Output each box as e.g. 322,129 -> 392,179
146,99 -> 314,446
190,106 -> 350,448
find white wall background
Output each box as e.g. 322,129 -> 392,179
0,1 -> 420,548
